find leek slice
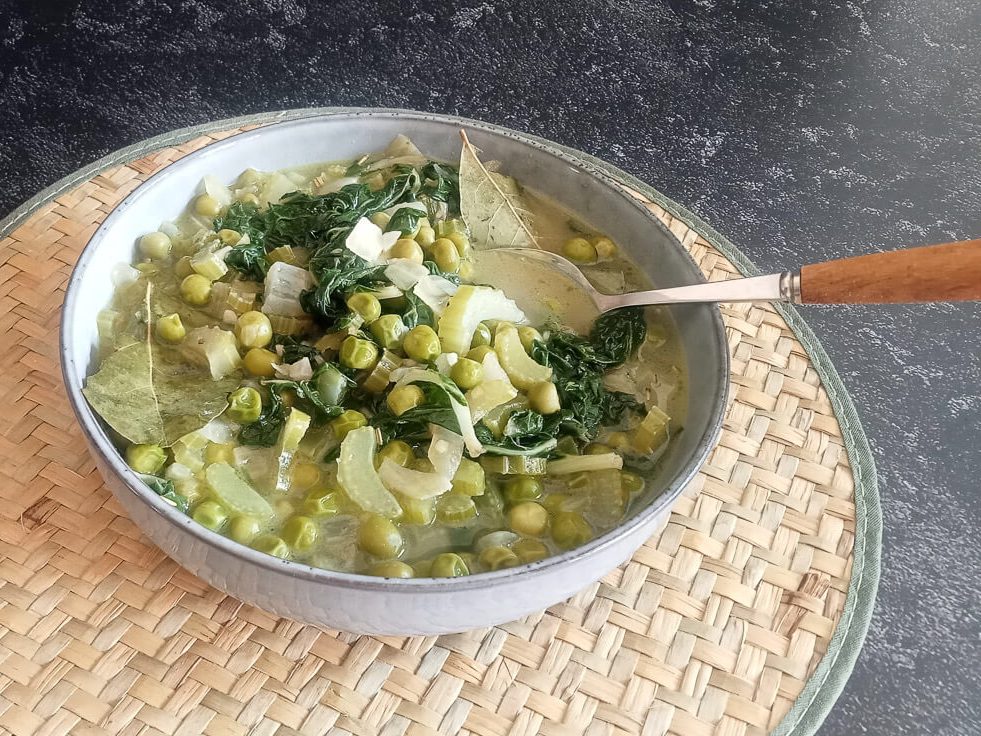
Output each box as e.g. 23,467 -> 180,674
437,285 -> 527,355
336,426 -> 402,518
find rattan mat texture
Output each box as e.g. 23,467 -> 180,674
0,112 -> 880,736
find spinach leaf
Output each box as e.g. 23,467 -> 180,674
589,308 -> 647,366
216,203 -> 270,281
419,161 -> 460,214
139,474 -> 190,513
301,246 -> 390,328
263,363 -> 350,423
385,207 -> 426,236
239,387 -> 285,447
423,259 -> 462,284
400,291 -> 435,329
270,334 -> 319,364
370,382 -> 461,444
531,308 -> 647,442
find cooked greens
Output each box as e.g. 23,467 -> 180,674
83,133 -> 685,579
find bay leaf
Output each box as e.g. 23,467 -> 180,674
458,130 -> 539,250
83,340 -> 238,447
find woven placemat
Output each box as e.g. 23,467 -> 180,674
0,111 -> 880,736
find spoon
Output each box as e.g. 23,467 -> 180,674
474,240 -> 981,317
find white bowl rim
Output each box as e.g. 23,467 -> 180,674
60,109 -> 729,592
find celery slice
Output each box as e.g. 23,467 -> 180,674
437,285 -> 526,355
479,455 -> 547,476
362,349 -> 402,394
273,407 -> 311,493
336,426 -> 402,518
379,460 -> 452,499
204,463 -> 273,517
547,453 -> 623,475
391,368 -> 484,457
466,380 -> 519,421
632,405 -> 671,454
494,324 -> 551,390
191,246 -> 231,281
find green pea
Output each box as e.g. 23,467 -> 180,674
446,231 -> 471,259
403,325 -> 441,362
504,476 -> 543,505
217,228 -> 242,246
357,514 -> 404,559
282,516 -> 318,551
513,538 -> 550,563
234,311 -> 273,349
467,345 -> 494,363
470,323 -> 493,348
479,546 -> 520,571
193,500 -> 228,531
389,238 -> 425,264
414,227 -> 436,248
508,502 -> 549,536
155,313 -> 186,343
228,515 -> 262,544
430,552 -> 469,578
450,358 -> 484,390
243,348 -> 280,377
139,231 -> 172,260
370,560 -> 415,578
252,534 -> 290,558
517,326 -> 542,352
194,194 -> 222,218
330,410 -> 367,441
180,274 -> 212,306
432,238 -> 461,273
593,236 -> 618,260
302,487 -> 341,517
339,336 -> 379,370
528,381 -> 560,415
562,237 -> 597,264
386,384 -> 425,417
436,494 -> 477,524
227,387 -> 262,424
126,443 -> 166,474
376,440 -> 415,469
369,314 -> 408,350
346,292 -> 382,323
551,511 -> 593,550
315,364 -> 348,406
370,211 -> 391,229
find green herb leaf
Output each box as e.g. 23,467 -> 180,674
239,386 -> 285,447
458,130 -> 538,249
139,474 -> 189,513
385,207 -> 426,236
400,291 -> 435,329
83,341 -> 238,447
270,334 -> 319,364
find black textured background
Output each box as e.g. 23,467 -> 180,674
2,1 -> 980,733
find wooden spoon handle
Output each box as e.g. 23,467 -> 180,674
799,240 -> 981,304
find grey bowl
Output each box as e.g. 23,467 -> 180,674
60,110 -> 729,635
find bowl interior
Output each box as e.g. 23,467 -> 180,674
63,111 -> 727,562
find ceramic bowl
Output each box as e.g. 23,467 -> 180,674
61,111 -> 728,635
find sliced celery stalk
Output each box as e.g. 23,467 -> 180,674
204,463 -> 273,517
466,380 -> 518,421
362,349 -> 402,394
479,455 -> 547,476
547,453 -> 623,475
493,324 -> 552,390
273,407 -> 311,493
632,405 -> 671,454
336,426 -> 402,518
191,246 -> 231,281
437,285 -> 526,354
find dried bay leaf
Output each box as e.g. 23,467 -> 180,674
458,130 -> 539,249
83,340 -> 237,447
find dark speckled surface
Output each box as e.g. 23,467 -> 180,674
2,1 -> 979,733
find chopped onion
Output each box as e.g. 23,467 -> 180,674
345,217 -> 400,263
435,352 -> 459,375
379,460 -> 452,499
273,357 -> 314,381
384,259 -> 430,289
202,175 -> 233,206
413,275 -> 458,315
111,262 -> 140,287
474,530 -> 520,554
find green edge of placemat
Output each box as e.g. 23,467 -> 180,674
0,107 -> 881,736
